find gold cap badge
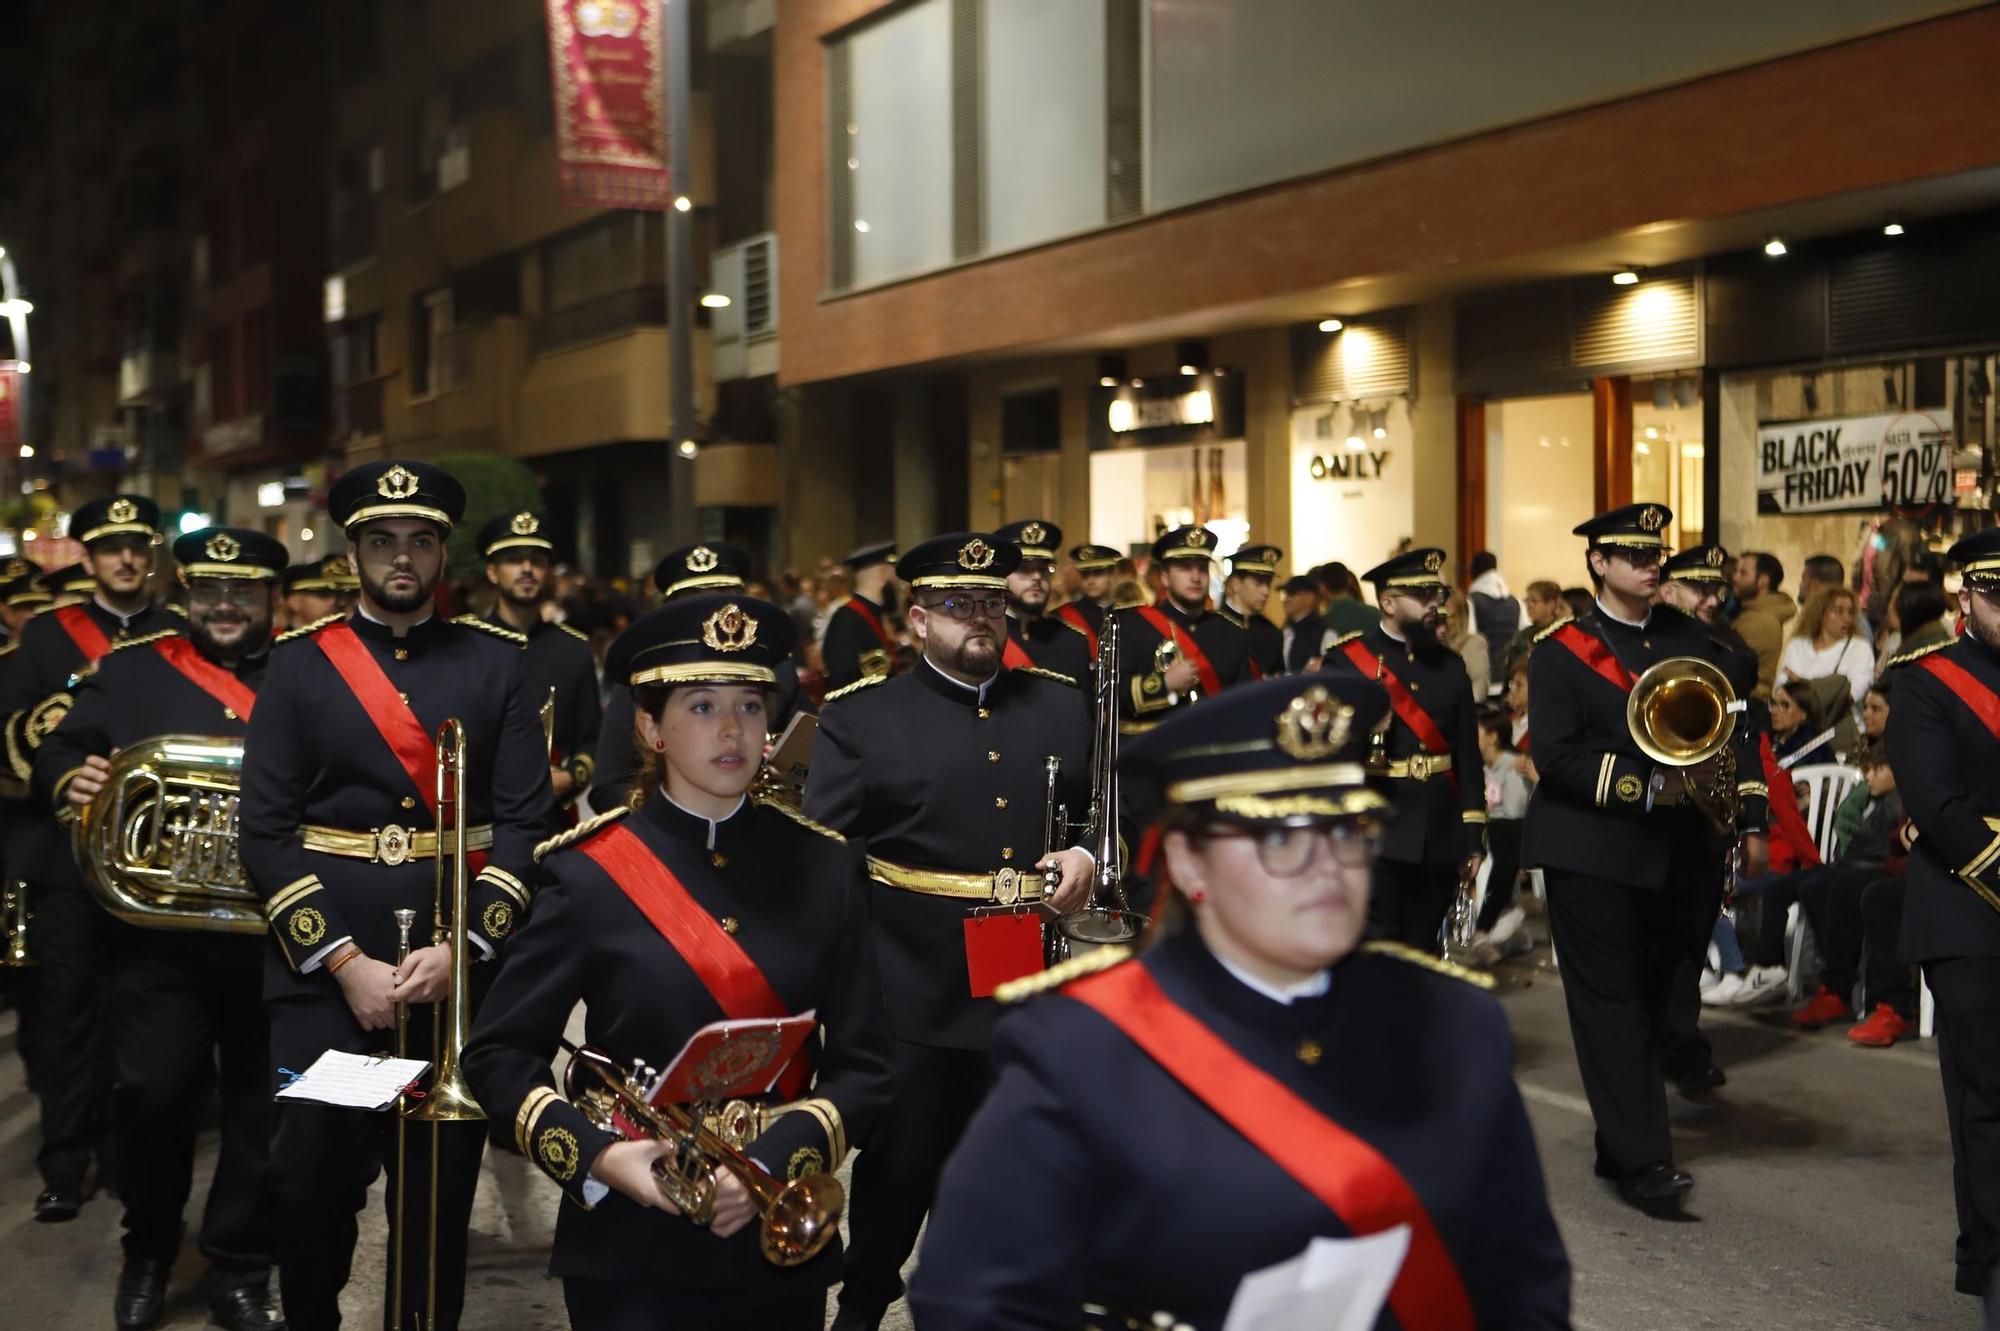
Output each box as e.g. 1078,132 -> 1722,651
378,465 -> 420,500
1187,528 -> 1211,549
687,546 -> 719,573
509,512 -> 539,536
957,539 -> 995,572
1020,522 -> 1047,546
204,532 -> 241,562
1275,685 -> 1355,760
107,498 -> 139,524
702,602 -> 757,653
324,555 -> 352,578
1705,546 -> 1725,568
1639,506 -> 1666,532
1424,550 -> 1444,573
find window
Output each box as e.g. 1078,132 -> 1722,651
330,315 -> 380,386
410,289 -> 452,398
982,0 -> 1107,254
410,93 -> 470,201
207,324 -> 237,423
242,307 -> 272,415
544,215 -> 656,312
840,0 -> 953,288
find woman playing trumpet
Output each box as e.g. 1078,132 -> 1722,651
462,595 -> 892,1330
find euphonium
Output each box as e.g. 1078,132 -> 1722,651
1626,656 -> 1742,833
73,735 -> 264,933
1051,612 -> 1145,962
561,1042 -> 845,1267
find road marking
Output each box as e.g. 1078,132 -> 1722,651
1517,1081 -> 1594,1117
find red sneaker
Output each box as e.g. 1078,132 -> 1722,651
1790,986 -> 1854,1029
1847,1004 -> 1911,1047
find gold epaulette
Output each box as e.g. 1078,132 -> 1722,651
452,614 -> 528,645
1363,939 -> 1497,990
556,623 -> 589,642
751,792 -> 846,842
1018,666 -> 1078,688
104,628 -> 181,656
995,945 -> 1133,1004
1885,637 -> 1952,670
275,613 -> 344,644
1330,630 -> 1365,648
1054,615 -> 1088,638
166,603 -> 187,619
823,674 -> 888,704
1533,616 -> 1576,644
1214,606 -> 1245,628
533,806 -> 630,863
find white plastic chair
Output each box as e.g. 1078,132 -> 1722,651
1779,764 -> 1861,1003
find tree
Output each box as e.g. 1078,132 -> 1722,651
435,451 -> 541,579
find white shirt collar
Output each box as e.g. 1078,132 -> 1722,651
1215,953 -> 1331,1004
924,656 -> 999,704
357,603 -> 434,632
1379,619 -> 1406,644
92,595 -> 147,628
1596,596 -> 1650,629
659,789 -> 746,851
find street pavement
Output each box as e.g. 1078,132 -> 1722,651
0,948 -> 1981,1330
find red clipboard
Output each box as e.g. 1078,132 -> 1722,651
642,1012 -> 818,1106
965,912 -> 1045,997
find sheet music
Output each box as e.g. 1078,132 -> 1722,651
1220,1225 -> 1409,1331
274,1050 -> 431,1111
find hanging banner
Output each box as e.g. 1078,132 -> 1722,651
1755,410 -> 1952,514
0,366 -> 19,448
544,0 -> 669,210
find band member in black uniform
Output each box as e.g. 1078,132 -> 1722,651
0,562 -> 48,1084
1116,525 -> 1252,735
0,556 -> 49,634
470,510 -> 602,811
804,532 -> 1094,1331
1319,548 -> 1485,950
3,493 -> 178,1222
1524,504 -> 1766,1215
1885,527 -> 2000,1298
237,461 -> 555,1331
911,673 -> 1571,1331
462,595 -> 892,1330
35,527 -> 289,1331
1054,543 -> 1123,656
1218,543 -> 1284,679
993,519 -> 1092,683
1280,574 -> 1336,675
820,540 -> 899,692
280,554 -> 359,633
591,543 -> 809,811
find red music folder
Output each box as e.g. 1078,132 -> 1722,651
643,1013 -> 818,1105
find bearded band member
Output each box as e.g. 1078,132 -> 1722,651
803,532 -> 1094,1331
238,461 -> 555,1331
35,528 -> 290,1331
1116,525 -> 1252,736
992,519 -> 1092,683
909,674 -> 1571,1330
2,493 -> 179,1222
462,595 -> 892,1330
1319,548 -> 1484,951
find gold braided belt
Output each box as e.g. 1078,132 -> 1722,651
300,823 -> 495,867
1384,753 -> 1452,781
865,855 -> 1047,906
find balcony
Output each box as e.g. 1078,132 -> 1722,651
117,345 -> 180,407
530,287 -> 667,358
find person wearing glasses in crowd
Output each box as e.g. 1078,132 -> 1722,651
909,673 -> 1571,1331
804,532 -> 1094,1331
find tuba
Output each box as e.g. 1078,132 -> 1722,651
1050,612 -> 1145,962
73,735 -> 264,933
1627,655 -> 1742,833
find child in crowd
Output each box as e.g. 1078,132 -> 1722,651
1471,707 -> 1532,964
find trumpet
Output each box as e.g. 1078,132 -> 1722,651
0,881 -> 32,967
560,1042 -> 845,1267
1154,633 -> 1197,702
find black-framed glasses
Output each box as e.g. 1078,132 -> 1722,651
1389,587 -> 1448,608
929,594 -> 1006,620
1202,821 -> 1381,876
188,582 -> 267,607
1610,548 -> 1663,570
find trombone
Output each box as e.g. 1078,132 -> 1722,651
1050,612 -> 1145,962
390,719 -> 485,1330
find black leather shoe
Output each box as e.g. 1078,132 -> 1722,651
210,1284 -> 288,1331
114,1257 -> 170,1330
1616,1162 -> 1695,1215
829,1308 -> 882,1331
1674,1064 -> 1727,1097
32,1184 -> 81,1222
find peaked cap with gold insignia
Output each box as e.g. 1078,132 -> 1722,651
605,593 -> 796,690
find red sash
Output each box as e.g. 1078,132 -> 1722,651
1337,639 -> 1449,754
1920,654 -> 2000,744
1002,635 -> 1035,672
1548,622 -> 1637,693
579,823 -> 808,1097
150,636 -> 258,722
1759,732 -> 1821,869
1136,606 -> 1222,696
1069,964 -> 1474,1331
1055,603 -> 1098,657
52,604 -> 113,665
844,597 -> 892,650
313,622 -> 437,816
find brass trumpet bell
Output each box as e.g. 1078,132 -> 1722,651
1626,656 -> 1737,767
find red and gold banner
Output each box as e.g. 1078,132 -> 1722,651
544,0 -> 669,210
0,366 -> 20,448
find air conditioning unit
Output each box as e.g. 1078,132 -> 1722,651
710,233 -> 778,381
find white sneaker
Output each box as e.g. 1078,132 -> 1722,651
1699,967 -> 1721,993
1702,972 -> 1745,1005
1722,964 -> 1789,1007
1488,905 -> 1528,946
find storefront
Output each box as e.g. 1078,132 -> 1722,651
1287,313 -> 1419,576
1088,371 -> 1250,561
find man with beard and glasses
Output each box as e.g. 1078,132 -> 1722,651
34,527 -> 290,1331
1319,548 -> 1485,950
804,532 -> 1093,1331
1054,543 -> 1123,654
1885,526 -> 2000,1300
1115,525 -> 1253,737
1,494 -> 179,1223
992,519 -> 1092,683
237,461 -> 554,1331
1524,505 -> 1766,1218
468,511 -> 602,814
1216,543 -> 1284,680
821,540 -> 900,692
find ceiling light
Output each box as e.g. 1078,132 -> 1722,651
300,526 -> 314,541
699,293 -> 731,308
12,362 -> 26,373
1317,318 -> 1343,333
1764,235 -> 1788,258
1636,441 -> 1651,455
853,219 -> 871,233
677,439 -> 699,459
1644,426 -> 1659,439
1096,353 -> 1127,388
1178,364 -> 1198,376
1612,270 -> 1639,286
1175,339 -> 1208,377
1883,217 -> 1906,237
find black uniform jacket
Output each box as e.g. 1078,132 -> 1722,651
1217,601 -> 1283,679
1056,598 -> 1107,642
589,665 -> 809,812
821,594 -> 893,693
1885,633 -> 2000,962
908,929 -> 1572,1331
803,662 -> 1092,1050
1284,611 -> 1332,675
238,613 -> 556,999
1321,624 -> 1485,865
1521,605 -> 1766,888
1004,612 -> 1093,685
473,614 -> 602,803
3,599 -> 181,883
460,795 -> 892,1289
1115,601 -> 1252,731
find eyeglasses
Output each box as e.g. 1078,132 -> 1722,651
1390,587 -> 1447,608
1203,820 -> 1381,876
1611,549 -> 1663,570
188,582 -> 266,607
928,595 -> 1006,621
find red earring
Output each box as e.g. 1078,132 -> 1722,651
1189,889 -> 1207,905
653,739 -> 666,751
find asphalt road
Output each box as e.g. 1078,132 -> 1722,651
0,949 -> 1980,1330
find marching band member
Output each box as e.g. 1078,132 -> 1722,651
993,519 -> 1093,682
35,527 -> 289,1331
820,540 -> 900,692
1116,525 -> 1252,735
910,673 -> 1571,1330
1055,543 -> 1124,653
1217,543 -> 1285,679
462,594 -> 891,1330
237,460 -> 554,1331
279,554 -> 359,632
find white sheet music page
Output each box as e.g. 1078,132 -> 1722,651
275,1050 -> 432,1111
1220,1225 -> 1410,1331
